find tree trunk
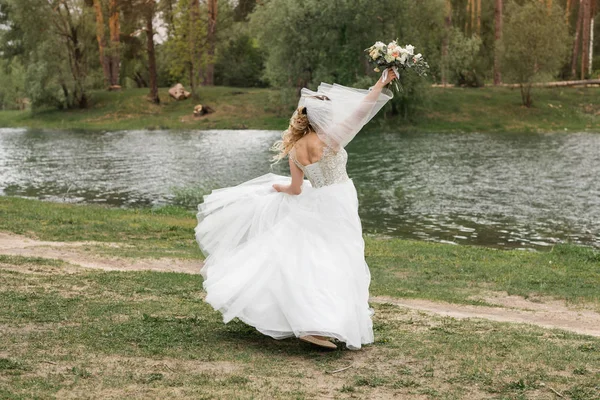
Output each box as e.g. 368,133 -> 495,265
60,81 -> 70,108
476,0 -> 481,35
145,2 -> 159,104
566,0 -> 572,23
205,0 -> 217,86
133,71 -> 147,88
441,0 -> 452,86
571,0 -> 584,77
519,83 -> 532,107
471,0 -> 476,36
108,0 -> 121,86
60,2 -> 88,108
581,0 -> 591,79
494,0 -> 503,85
92,0 -> 111,87
465,0 -> 470,34
589,6 -> 595,76
189,0 -> 201,98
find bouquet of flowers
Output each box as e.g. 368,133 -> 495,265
364,40 -> 429,91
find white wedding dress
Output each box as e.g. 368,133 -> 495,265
195,82 -> 393,350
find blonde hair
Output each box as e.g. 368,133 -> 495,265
270,105 -> 314,164
270,95 -> 330,165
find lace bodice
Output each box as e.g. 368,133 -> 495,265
289,145 -> 350,188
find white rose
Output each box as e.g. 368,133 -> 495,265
384,53 -> 395,63
399,53 -> 408,65
405,45 -> 415,55
413,53 -> 422,61
375,41 -> 386,51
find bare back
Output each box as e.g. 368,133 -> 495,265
292,131 -> 327,167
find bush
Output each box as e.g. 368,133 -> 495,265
214,34 -> 267,87
448,28 -> 484,87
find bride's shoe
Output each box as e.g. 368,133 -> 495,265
299,335 -> 337,349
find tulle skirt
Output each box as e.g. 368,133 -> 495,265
194,172 -> 375,350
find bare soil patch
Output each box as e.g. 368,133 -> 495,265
370,295 -> 600,338
0,232 -> 202,274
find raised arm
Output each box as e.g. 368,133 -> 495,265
326,68 -> 397,150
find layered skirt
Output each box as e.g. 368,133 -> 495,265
195,172 -> 374,350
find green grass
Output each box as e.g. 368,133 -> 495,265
1,196 -> 599,308
397,85 -> 600,133
365,236 -> 600,307
0,264 -> 598,399
0,86 -> 294,132
0,85 -> 598,133
0,197 -> 202,259
0,196 -> 599,397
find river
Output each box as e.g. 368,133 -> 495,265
0,127 -> 598,249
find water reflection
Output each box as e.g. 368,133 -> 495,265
0,127 -> 598,249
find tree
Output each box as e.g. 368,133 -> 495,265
579,0 -> 591,78
502,1 -> 570,107
0,0 -> 25,59
4,0 -> 95,109
571,0 -> 584,77
250,0 -> 443,89
88,0 -> 121,87
441,0 -> 452,86
162,0 -> 207,98
143,0 -> 159,103
214,33 -> 266,87
108,0 -> 121,86
494,0 -> 503,85
448,27 -> 482,87
204,0 -> 217,85
249,0 -> 440,119
90,0 -> 111,87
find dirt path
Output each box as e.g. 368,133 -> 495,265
369,295 -> 600,338
1,231 -> 599,338
0,232 -> 201,274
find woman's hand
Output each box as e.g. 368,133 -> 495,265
272,183 -> 301,195
376,67 -> 398,88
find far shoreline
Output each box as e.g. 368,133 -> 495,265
0,85 -> 598,134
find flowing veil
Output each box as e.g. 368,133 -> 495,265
298,83 -> 393,150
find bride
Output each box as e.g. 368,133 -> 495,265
195,68 -> 397,350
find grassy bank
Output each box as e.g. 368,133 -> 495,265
1,196 -> 599,308
0,85 -> 598,133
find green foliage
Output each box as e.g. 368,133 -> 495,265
24,58 -> 67,110
448,27 -> 483,87
214,33 -> 267,87
249,0 -> 441,119
388,71 -> 430,121
0,58 -> 26,110
501,1 -> 570,107
3,0 -> 99,110
162,0 -> 208,91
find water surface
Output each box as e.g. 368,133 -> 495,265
1,127 -> 598,249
